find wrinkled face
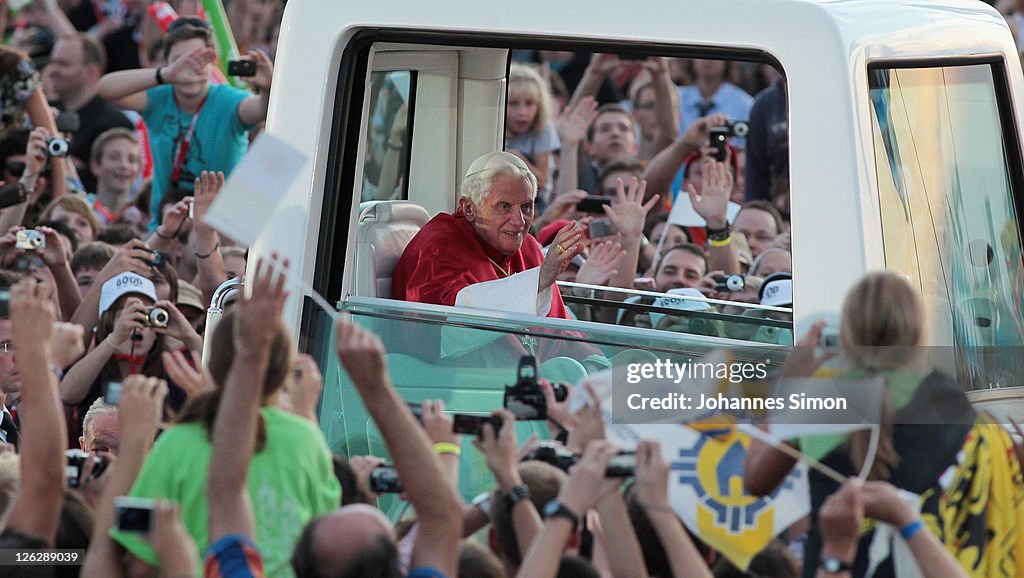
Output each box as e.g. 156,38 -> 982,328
0,320 -> 18,395
586,111 -> 637,166
75,266 -> 102,296
463,174 -> 535,256
47,38 -> 91,98
734,208 -> 779,258
81,412 -> 120,455
51,205 -> 95,245
167,38 -> 211,99
506,84 -> 539,136
631,86 -> 658,136
92,137 -> 141,194
655,248 -> 706,292
650,222 -> 688,249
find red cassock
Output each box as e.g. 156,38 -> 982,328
392,211 -> 571,319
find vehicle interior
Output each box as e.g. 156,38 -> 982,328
298,30 -> 1024,505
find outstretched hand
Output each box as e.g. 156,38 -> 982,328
539,220 -> 586,290
603,177 -> 658,239
687,157 -> 733,229
557,97 -> 599,147
234,254 -> 289,353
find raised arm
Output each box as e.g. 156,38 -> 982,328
569,54 -> 620,107
554,97 -> 598,197
99,46 -> 217,111
334,317 -> 462,576
81,376 -> 168,578
4,279 -> 66,543
688,157 -> 740,275
236,50 -> 274,126
603,177 -> 659,299
634,440 -> 713,578
207,256 -> 287,543
642,114 -> 727,200
189,172 -> 228,301
642,58 -> 680,156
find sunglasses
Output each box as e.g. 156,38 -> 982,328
167,16 -> 211,31
5,162 -> 25,178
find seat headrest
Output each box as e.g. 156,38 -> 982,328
360,200 -> 430,227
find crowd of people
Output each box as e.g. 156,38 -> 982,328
0,0 -> 1021,577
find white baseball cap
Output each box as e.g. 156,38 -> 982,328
759,273 -> 793,308
99,272 -> 157,317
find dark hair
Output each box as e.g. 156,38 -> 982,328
643,214 -> 691,245
738,200 -> 784,235
586,104 -> 635,142
70,242 -> 116,275
177,307 -> 291,450
56,491 -> 93,567
162,23 -> 214,61
291,520 -> 402,578
491,461 -> 566,564
624,482 -> 713,576
0,530 -> 54,578
557,555 -> 601,578
35,220 -> 78,254
333,455 -> 372,507
459,540 -> 506,578
0,129 -> 29,167
712,540 -> 799,578
96,292 -> 167,379
601,157 -> 645,180
74,33 -> 107,73
656,242 -> 708,276
95,224 -> 140,246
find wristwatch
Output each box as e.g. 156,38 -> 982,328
542,499 -> 580,531
503,484 -> 530,512
820,556 -> 854,574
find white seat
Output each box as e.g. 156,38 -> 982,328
355,200 -> 431,298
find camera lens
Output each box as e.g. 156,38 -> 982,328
46,137 -> 70,158
730,121 -> 750,137
148,307 -> 169,328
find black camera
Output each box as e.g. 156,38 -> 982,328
66,449 -> 107,489
713,274 -> 745,292
46,136 -> 70,158
146,307 -> 170,328
452,413 -> 504,437
708,120 -> 749,162
522,442 -> 637,478
227,59 -> 257,77
114,497 -> 155,533
144,250 -> 168,268
503,356 -> 568,420
369,465 -> 404,493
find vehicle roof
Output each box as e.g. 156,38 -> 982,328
260,0 -> 1018,336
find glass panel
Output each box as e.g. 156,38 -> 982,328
361,71 -> 414,202
314,298 -> 787,512
869,63 -> 1024,389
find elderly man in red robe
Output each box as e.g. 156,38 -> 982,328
393,151 -> 586,319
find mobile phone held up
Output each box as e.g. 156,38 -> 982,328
227,59 -> 257,77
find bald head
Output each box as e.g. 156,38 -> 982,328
293,505 -> 400,578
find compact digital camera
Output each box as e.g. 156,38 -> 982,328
15,230 -> 45,250
46,137 -> 70,158
146,307 -> 170,328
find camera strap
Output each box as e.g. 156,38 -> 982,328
171,92 -> 209,186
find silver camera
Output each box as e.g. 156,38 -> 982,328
46,136 -> 70,158
15,230 -> 45,250
146,307 -> 169,328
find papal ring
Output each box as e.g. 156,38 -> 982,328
555,244 -> 566,255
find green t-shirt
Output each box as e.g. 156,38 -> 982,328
111,407 -> 340,578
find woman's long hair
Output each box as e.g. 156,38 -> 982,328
176,307 -> 292,451
96,293 -> 168,380
840,271 -> 926,480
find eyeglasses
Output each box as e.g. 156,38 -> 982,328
5,162 -> 25,177
167,16 -> 211,31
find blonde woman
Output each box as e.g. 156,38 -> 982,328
744,271 -> 1024,578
